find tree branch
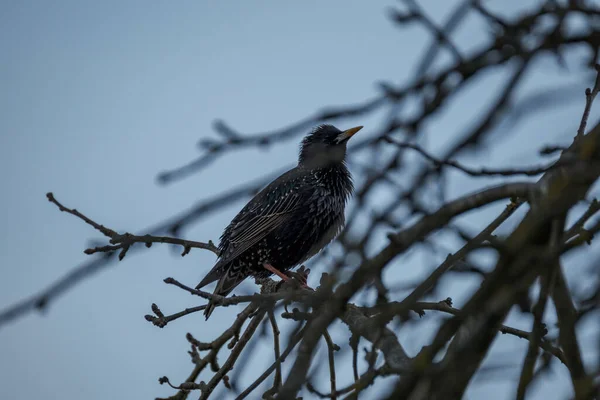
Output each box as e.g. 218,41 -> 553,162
47,192 -> 219,259
383,137 -> 554,177
577,63 -> 600,138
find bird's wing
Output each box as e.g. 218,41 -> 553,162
195,169 -> 313,291
216,179 -> 307,266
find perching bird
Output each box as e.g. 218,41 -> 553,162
196,124 -> 363,319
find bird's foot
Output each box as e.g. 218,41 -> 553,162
287,265 -> 313,290
288,265 -> 313,290
287,274 -> 313,291
262,263 -> 313,290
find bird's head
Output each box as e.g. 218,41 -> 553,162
298,124 -> 363,168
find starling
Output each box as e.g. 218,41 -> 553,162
197,124 -> 363,318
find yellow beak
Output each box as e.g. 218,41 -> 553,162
337,125 -> 363,142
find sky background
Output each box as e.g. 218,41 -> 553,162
1,1 -> 598,399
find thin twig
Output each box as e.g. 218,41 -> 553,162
372,299 -> 568,365
349,334 -> 360,383
145,303 -> 207,328
576,63 -> 600,137
516,266 -> 557,399
85,234 -> 219,257
46,192 -> 117,237
564,198 -> 600,239
306,365 -> 388,399
199,309 -> 267,400
235,326 -> 306,399
400,199 -> 522,306
163,277 -> 312,310
323,330 -> 338,400
157,304 -> 257,400
552,268 -> 594,397
268,311 -> 282,391
158,376 -> 206,393
383,138 -> 554,177
390,0 -> 463,64
47,192 -> 219,259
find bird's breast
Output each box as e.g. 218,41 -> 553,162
299,212 -> 345,264
293,189 -> 347,263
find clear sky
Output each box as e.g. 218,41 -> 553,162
1,1 -> 598,399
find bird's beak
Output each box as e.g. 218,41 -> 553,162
336,126 -> 363,142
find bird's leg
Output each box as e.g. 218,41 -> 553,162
263,263 -> 292,282
262,263 -> 313,290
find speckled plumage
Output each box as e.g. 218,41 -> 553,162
197,124 -> 362,318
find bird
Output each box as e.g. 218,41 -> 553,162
196,124 -> 363,319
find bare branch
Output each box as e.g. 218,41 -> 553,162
236,326 -> 306,400
157,304 -> 257,400
576,63 -> 600,138
322,331 -> 338,400
400,199 -> 522,306
516,267 -> 557,399
268,311 -> 282,392
46,192 -> 117,238
47,192 -> 219,259
145,303 -> 207,328
199,310 -> 266,400
552,268 -> 593,397
384,137 -> 555,177
565,198 -> 600,239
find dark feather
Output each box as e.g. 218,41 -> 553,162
203,260 -> 247,319
197,169 -> 311,292
196,124 -> 359,319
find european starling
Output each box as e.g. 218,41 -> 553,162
197,124 -> 363,319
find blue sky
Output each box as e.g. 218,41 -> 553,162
1,1 -> 598,399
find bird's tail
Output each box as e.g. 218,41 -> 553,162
202,265 -> 246,320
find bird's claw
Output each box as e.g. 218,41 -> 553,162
287,267 -> 313,291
